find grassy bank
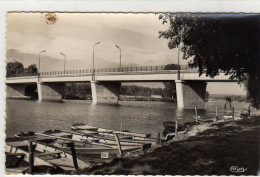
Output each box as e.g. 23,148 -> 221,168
74,116 -> 260,175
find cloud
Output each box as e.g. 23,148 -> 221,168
6,13 -> 187,70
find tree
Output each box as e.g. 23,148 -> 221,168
163,64 -> 177,99
6,61 -> 25,75
159,13 -> 260,109
26,64 -> 38,73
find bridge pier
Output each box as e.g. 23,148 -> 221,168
175,80 -> 207,109
37,82 -> 64,101
91,81 -> 121,104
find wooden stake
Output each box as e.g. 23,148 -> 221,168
175,119 -> 178,137
28,141 -> 34,174
69,142 -> 78,170
216,106 -> 218,121
114,133 -> 123,158
120,122 -> 123,132
157,133 -> 161,145
195,105 -> 198,122
232,107 -> 235,121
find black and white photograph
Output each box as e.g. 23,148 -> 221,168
2,1 -> 260,175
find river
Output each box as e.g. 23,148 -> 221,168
5,99 -> 249,138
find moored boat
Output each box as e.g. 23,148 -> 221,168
162,121 -> 187,137
5,138 -> 91,172
15,130 -> 147,162
71,123 -> 151,138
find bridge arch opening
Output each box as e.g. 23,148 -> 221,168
24,84 -> 38,99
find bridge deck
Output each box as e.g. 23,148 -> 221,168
6,70 -> 235,84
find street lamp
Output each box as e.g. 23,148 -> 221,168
92,42 -> 101,81
60,52 -> 66,73
38,50 -> 46,81
38,50 -> 46,73
115,45 -> 121,70
177,45 -> 180,80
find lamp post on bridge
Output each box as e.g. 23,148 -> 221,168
177,44 -> 181,80
60,52 -> 66,73
115,45 -> 121,71
92,42 -> 101,81
38,50 -> 46,81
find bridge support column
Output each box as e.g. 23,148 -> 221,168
6,84 -> 28,99
37,82 -> 64,101
175,80 -> 207,109
91,81 -> 121,104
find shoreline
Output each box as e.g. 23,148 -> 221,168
72,115 -> 260,175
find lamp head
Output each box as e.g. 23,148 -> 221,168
115,45 -> 121,50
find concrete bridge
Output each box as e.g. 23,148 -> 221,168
6,65 -> 235,109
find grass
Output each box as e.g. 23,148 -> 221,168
75,116 -> 260,175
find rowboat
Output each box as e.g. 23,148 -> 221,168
71,123 -> 99,131
162,121 -> 188,137
5,138 -> 91,172
72,129 -> 156,146
5,140 -> 54,173
15,130 -> 146,163
39,129 -> 150,148
71,123 -> 151,138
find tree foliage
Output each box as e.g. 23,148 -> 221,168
163,64 -> 177,99
26,64 -> 38,73
120,85 -> 174,99
64,83 -> 92,99
159,13 -> 260,109
6,61 -> 25,75
6,62 -> 38,76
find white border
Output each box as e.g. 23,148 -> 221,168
1,1 -> 260,177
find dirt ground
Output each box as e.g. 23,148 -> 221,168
75,116 -> 260,175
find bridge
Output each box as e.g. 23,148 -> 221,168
6,65 -> 235,109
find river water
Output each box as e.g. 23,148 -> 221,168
5,99 -> 249,138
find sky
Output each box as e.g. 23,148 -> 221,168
6,13 -> 246,95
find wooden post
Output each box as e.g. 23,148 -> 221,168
69,142 -> 78,170
175,119 -> 178,137
120,122 -> 123,132
248,106 -> 251,116
114,133 -> 123,158
156,133 -> 161,145
232,107 -> 235,121
216,106 -> 218,121
28,141 -> 34,174
195,105 -> 198,122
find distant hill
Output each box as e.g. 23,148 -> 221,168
6,49 -> 131,72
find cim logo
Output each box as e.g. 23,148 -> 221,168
230,166 -> 247,173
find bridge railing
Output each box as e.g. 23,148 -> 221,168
7,64 -> 192,77
6,72 -> 39,78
